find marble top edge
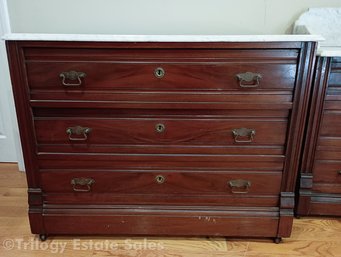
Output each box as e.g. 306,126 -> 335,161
2,33 -> 324,42
293,8 -> 341,57
317,47 -> 341,57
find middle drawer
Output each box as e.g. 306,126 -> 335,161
34,116 -> 288,154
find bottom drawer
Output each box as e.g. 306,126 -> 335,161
309,194 -> 341,216
40,170 -> 282,206
33,206 -> 280,237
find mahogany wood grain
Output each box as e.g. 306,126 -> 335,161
26,61 -> 296,91
297,56 -> 341,216
6,42 -> 40,188
315,150 -> 341,160
37,145 -> 285,156
43,193 -> 280,207
6,40 -> 317,239
36,153 -> 285,171
312,183 -> 341,194
3,163 -> 341,256
40,169 -> 282,194
313,161 -> 341,183
34,117 -> 288,146
30,101 -> 294,110
281,41 -> 317,193
319,111 -> 341,136
42,206 -> 279,237
309,196 -> 341,216
33,108 -> 290,118
29,91 -> 293,105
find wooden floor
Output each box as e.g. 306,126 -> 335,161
0,163 -> 340,257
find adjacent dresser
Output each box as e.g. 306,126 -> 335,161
297,57 -> 341,216
6,38 -> 317,242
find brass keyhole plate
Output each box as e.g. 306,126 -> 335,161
155,175 -> 166,184
154,67 -> 165,78
155,123 -> 166,133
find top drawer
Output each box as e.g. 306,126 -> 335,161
25,48 -> 298,93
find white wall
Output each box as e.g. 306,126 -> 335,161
7,0 -> 341,35
0,0 -> 24,170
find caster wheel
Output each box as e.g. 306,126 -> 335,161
274,237 -> 282,244
39,234 -> 47,241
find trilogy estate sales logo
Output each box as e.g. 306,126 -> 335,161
2,238 -> 165,254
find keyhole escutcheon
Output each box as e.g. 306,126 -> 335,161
155,175 -> 166,184
155,123 -> 166,133
154,67 -> 165,78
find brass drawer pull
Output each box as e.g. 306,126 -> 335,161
338,171 -> 341,175
155,175 -> 166,184
232,128 -> 256,143
71,177 -> 95,192
236,72 -> 262,88
154,67 -> 165,78
228,179 -> 251,194
60,70 -> 86,87
66,126 -> 92,141
155,123 -> 166,133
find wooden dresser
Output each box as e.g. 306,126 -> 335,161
297,57 -> 341,216
6,40 -> 316,242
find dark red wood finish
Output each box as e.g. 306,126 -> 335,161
6,40 -> 317,240
297,57 -> 341,216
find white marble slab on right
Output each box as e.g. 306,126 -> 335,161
294,8 -> 341,57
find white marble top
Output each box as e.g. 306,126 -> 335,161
294,8 -> 341,57
2,33 -> 323,42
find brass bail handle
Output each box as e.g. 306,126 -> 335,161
236,72 -> 262,88
228,179 -> 251,194
232,128 -> 256,143
66,126 -> 92,141
71,177 -> 95,192
60,70 -> 86,87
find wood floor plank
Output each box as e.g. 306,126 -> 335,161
0,165 -> 27,188
49,236 -> 231,252
0,187 -> 27,196
91,250 -> 246,257
246,240 -> 341,257
291,218 -> 341,241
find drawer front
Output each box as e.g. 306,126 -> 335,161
317,137 -> 341,149
41,209 -> 280,237
34,117 -> 287,148
313,161 -> 341,184
315,149 -> 341,161
27,61 -> 296,92
318,111 -> 341,137
25,47 -> 298,94
317,110 -> 341,149
40,170 -> 282,206
312,183 -> 341,194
